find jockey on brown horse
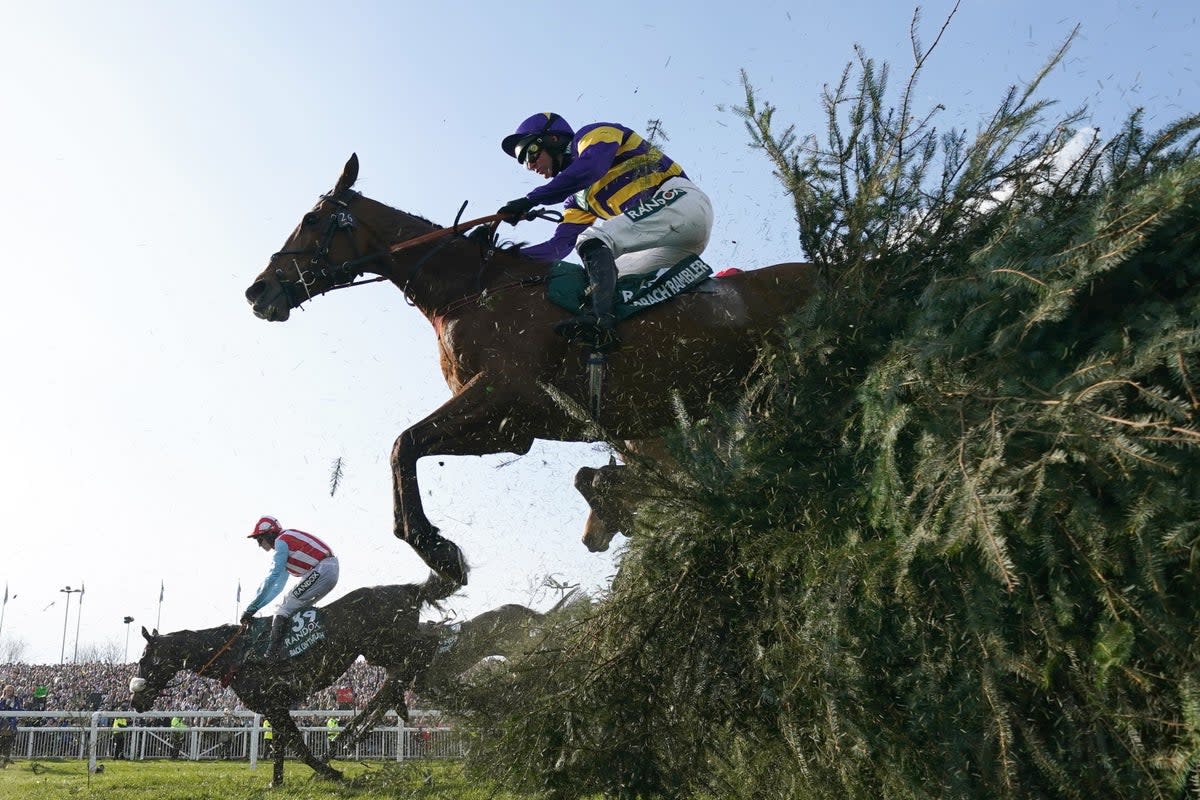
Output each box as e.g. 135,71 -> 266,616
246,146 -> 819,586
497,112 -> 713,353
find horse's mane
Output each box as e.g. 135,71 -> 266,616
168,624 -> 239,641
355,189 -> 534,263
347,189 -> 440,230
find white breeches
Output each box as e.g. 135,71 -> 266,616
576,177 -> 713,276
274,556 -> 339,616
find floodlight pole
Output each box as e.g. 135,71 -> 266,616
123,616 -> 135,663
73,583 -> 85,663
59,586 -> 82,664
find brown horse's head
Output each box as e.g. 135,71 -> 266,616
245,153 -> 379,321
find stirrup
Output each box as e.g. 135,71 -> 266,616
555,316 -> 621,352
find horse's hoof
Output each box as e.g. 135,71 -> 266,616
413,533 -> 469,586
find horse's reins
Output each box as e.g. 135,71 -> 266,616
385,205 -> 561,304
194,625 -> 247,679
387,212 -> 506,253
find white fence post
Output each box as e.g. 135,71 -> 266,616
248,713 -> 260,770
87,711 -> 99,773
400,714 -> 410,767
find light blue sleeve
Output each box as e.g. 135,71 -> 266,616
245,541 -> 291,615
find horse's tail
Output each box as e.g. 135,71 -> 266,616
415,571 -> 459,608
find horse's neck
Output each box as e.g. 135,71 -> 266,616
363,198 -> 538,316
179,626 -> 235,672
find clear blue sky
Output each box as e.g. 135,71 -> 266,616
1,1 -> 1196,665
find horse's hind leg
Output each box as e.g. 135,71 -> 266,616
297,741 -> 342,781
272,741 -> 285,787
276,711 -> 342,783
265,712 -> 288,787
391,373 -> 537,585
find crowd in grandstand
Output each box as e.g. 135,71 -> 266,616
0,659 -> 399,719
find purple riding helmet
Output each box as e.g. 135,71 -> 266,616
501,112 -> 575,173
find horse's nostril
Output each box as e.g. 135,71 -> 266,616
245,280 -> 265,303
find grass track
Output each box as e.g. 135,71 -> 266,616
0,759 -> 536,800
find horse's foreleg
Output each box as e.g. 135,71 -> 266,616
266,712 -> 288,787
391,374 -> 537,585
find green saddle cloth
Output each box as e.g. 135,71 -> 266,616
244,608 -> 328,661
546,254 -> 713,320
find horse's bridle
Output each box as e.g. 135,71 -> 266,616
268,191 -> 392,307
132,628 -> 242,701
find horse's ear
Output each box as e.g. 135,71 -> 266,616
141,626 -> 153,642
335,153 -> 359,194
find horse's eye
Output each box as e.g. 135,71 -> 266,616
302,213 -> 320,228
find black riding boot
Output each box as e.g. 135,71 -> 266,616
555,240 -> 621,352
264,615 -> 289,661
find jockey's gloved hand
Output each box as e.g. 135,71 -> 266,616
239,611 -> 255,626
498,197 -> 535,225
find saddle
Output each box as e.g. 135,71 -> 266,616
546,254 -> 714,321
242,609 -> 328,662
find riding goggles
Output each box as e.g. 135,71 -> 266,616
513,135 -> 543,165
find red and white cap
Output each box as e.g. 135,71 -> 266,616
248,515 -> 283,538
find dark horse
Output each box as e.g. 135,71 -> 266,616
245,155 -> 820,585
129,575 -> 454,786
416,601 -> 549,702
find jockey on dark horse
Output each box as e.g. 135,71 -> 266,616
497,112 -> 714,352
241,516 -> 340,661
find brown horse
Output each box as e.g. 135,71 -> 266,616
245,154 -> 819,585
